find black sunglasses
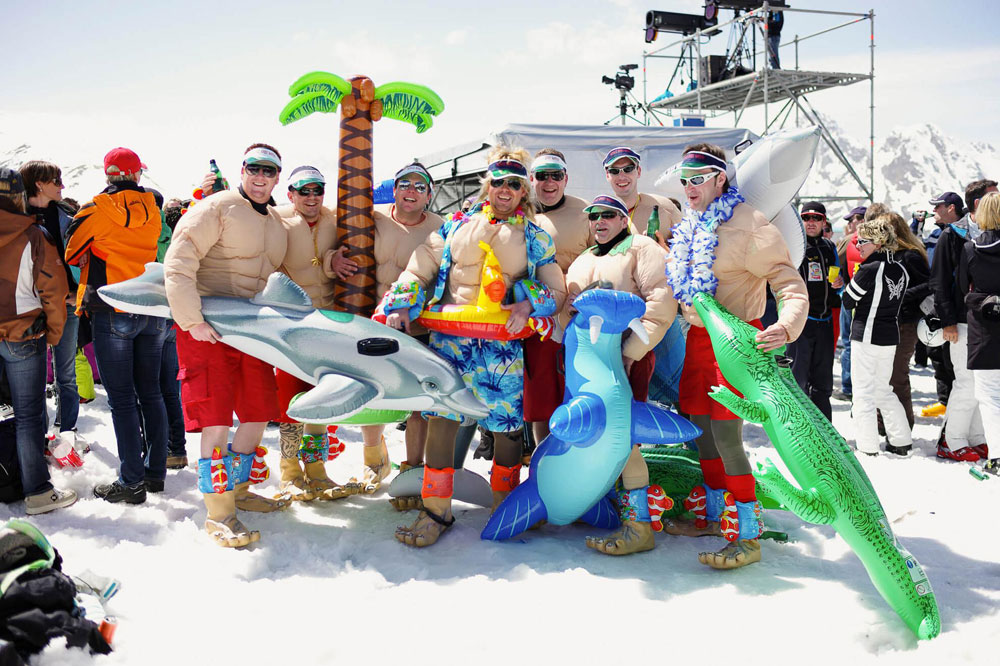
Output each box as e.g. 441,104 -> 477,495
245,164 -> 278,177
587,211 -> 620,221
490,178 -> 522,190
606,165 -> 636,175
52,177 -> 64,186
396,180 -> 428,193
534,171 -> 565,182
295,186 -> 324,196
801,213 -> 826,221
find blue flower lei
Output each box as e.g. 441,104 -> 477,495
665,187 -> 745,306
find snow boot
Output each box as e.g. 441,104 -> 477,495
395,467 -> 454,548
585,486 -> 656,556
350,436 -> 391,494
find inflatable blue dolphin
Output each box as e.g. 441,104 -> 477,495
481,289 -> 701,540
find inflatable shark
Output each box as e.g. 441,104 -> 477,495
98,264 -> 489,423
481,289 -> 701,540
656,125 -> 821,266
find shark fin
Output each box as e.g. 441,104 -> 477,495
631,401 -> 702,444
480,477 -> 548,541
250,273 -> 314,311
578,495 -> 620,529
285,373 -> 378,423
549,393 -> 605,445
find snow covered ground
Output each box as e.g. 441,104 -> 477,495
3,354 -> 998,665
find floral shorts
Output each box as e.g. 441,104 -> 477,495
427,332 -> 523,433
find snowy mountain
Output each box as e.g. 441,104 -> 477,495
801,116 -> 1000,220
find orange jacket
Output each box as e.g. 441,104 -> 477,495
65,181 -> 161,314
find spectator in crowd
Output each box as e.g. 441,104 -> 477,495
835,205 -> 866,400
959,191 -> 1000,461
65,148 -> 169,503
157,200 -> 187,470
19,161 -> 84,448
929,190 -> 984,460
0,167 -> 76,514
786,201 -> 842,421
841,216 -> 910,456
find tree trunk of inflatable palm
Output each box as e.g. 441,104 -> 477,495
279,72 -> 444,317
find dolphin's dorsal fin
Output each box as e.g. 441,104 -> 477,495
251,273 -> 313,311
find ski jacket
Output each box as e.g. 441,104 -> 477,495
679,202 -> 808,342
562,233 -> 676,360
278,204 -> 338,309
28,202 -> 77,296
930,214 -> 975,327
64,181 -> 161,314
842,250 -> 909,346
534,195 -> 595,272
958,229 -> 1000,370
0,207 -> 68,344
797,234 -> 840,320
163,190 -> 287,331
896,248 -> 931,324
626,192 -> 681,238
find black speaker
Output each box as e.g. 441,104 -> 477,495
699,55 -> 727,85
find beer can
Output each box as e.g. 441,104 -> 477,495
99,616 -> 117,644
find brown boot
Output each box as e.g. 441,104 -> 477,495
234,481 -> 289,513
350,437 -> 391,494
585,520 -> 655,555
395,495 -> 454,547
698,538 -> 762,569
303,461 -> 354,501
277,457 -> 316,501
203,491 -> 260,548
661,517 -> 724,537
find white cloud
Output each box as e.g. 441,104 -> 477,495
445,29 -> 467,46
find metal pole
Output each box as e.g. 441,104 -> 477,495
794,34 -> 799,126
763,2 -> 769,133
869,9 -> 876,202
642,53 -> 648,125
695,33 -> 702,114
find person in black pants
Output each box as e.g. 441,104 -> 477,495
786,202 -> 843,421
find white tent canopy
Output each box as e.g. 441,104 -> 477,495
417,123 -> 757,205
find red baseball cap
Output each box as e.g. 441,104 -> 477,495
104,147 -> 147,176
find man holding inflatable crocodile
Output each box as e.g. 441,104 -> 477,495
662,143 -> 808,569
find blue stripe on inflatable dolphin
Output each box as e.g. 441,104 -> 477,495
481,289 -> 701,541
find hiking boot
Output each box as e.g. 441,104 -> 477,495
25,488 -> 78,515
937,443 -> 981,462
165,455 -> 188,469
885,443 -> 912,457
921,402 -> 947,418
144,477 -> 165,493
94,480 -> 147,504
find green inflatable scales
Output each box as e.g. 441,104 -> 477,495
691,292 -> 940,641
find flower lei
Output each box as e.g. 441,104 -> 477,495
665,187 -> 745,306
480,200 -> 526,226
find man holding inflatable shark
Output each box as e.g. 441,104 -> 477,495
663,143 -> 807,569
164,144 -> 291,548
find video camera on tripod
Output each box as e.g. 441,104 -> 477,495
602,64 -> 638,93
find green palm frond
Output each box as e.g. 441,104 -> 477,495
374,82 -> 445,134
279,71 -> 352,125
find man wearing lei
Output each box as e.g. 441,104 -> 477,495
662,143 -> 807,569
380,147 -> 566,547
603,146 -> 681,236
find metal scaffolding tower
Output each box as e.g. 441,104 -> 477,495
642,3 -> 875,203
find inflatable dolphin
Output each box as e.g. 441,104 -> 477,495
481,289 -> 701,540
98,264 -> 489,423
655,125 -> 821,265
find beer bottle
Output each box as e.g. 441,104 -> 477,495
646,205 -> 660,239
209,159 -> 228,193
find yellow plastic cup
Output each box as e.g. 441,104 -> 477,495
828,266 -> 840,283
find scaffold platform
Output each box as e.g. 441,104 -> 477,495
648,69 -> 870,113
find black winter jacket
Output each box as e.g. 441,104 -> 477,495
958,229 -> 1000,370
797,235 -> 841,320
930,214 -> 975,326
842,250 -> 909,346
896,248 -> 932,324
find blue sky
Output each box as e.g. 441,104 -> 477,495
2,0 -> 997,199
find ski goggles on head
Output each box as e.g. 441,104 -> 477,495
487,159 -> 528,181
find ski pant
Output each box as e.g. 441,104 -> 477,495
786,317 -> 834,421
851,341 -> 912,453
946,324 -> 984,448
839,306 -> 853,396
973,369 -> 1000,451
929,341 -> 954,405
888,321 -> 917,430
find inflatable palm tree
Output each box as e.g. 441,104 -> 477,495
279,72 -> 444,316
